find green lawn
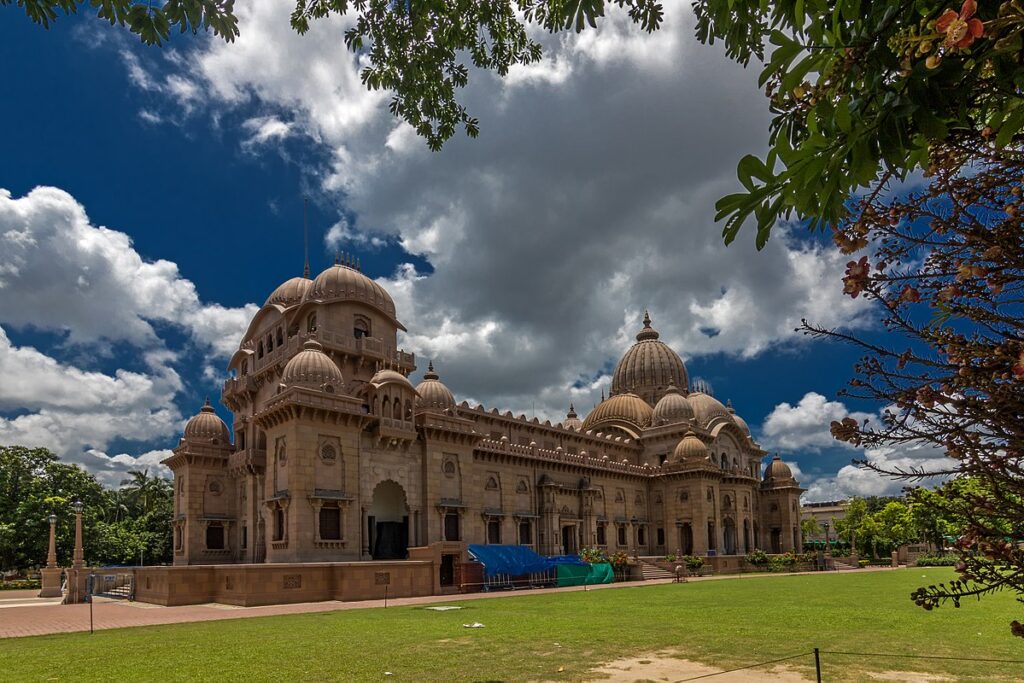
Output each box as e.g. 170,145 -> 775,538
1,569 -> 1021,682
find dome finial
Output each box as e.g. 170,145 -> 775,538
636,310 -> 660,341
201,396 -> 215,413
423,360 -> 439,380
567,402 -> 577,418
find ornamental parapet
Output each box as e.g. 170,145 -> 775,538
474,438 -> 653,476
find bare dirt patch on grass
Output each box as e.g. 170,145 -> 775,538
585,651 -> 809,682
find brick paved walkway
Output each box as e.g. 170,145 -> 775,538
0,566 -> 901,640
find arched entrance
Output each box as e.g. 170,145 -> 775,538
369,480 -> 409,560
723,518 -> 737,555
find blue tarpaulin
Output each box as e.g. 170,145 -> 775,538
467,545 -> 586,578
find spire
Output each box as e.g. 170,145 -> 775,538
302,196 -> 310,278
334,250 -> 341,265
636,309 -> 660,341
201,396 -> 215,413
423,360 -> 439,381
726,398 -> 735,413
567,402 -> 578,419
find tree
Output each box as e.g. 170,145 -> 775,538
6,0 -> 238,46
0,445 -> 173,569
800,517 -> 822,542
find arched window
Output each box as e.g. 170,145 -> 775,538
723,495 -> 732,510
353,316 -> 370,339
276,327 -> 284,347
257,341 -> 264,359
307,312 -> 317,333
381,397 -> 390,418
274,508 -> 286,541
266,332 -> 274,352
241,359 -> 248,376
720,454 -> 728,469
405,399 -> 412,420
732,457 -> 739,470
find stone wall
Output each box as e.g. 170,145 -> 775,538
133,559 -> 435,607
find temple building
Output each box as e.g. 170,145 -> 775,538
164,259 -> 803,567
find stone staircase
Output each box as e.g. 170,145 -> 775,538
639,560 -> 677,580
831,559 -> 860,571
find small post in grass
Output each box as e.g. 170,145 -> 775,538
813,647 -> 821,682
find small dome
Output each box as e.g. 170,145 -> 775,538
763,455 -> 795,484
672,430 -> 708,462
610,311 -> 688,406
282,339 -> 343,389
652,383 -> 694,426
688,391 -> 731,426
563,403 -> 583,431
582,392 -> 653,432
265,276 -> 312,308
369,368 -> 414,390
307,263 -> 397,319
183,398 -> 230,444
727,400 -> 752,436
415,361 -> 456,413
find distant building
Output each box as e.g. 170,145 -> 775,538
801,500 -> 848,542
164,259 -> 805,567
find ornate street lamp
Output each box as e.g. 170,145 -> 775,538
823,522 -> 831,557
71,501 -> 84,569
39,513 -> 62,597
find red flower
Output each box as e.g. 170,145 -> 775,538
843,256 -> 871,298
899,284 -> 922,303
936,0 -> 984,49
1012,351 -> 1024,380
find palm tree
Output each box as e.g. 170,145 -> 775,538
121,469 -> 154,515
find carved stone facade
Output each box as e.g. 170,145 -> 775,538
164,260 -> 803,566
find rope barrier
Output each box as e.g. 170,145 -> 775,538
821,650 -> 1024,664
674,652 -> 813,681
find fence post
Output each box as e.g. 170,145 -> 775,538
814,647 -> 821,682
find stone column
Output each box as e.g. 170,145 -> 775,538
39,514 -> 63,598
66,501 -> 89,604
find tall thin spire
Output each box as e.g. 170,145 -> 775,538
302,197 -> 310,278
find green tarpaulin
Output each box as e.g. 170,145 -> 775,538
555,562 -> 614,586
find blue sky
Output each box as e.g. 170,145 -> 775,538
0,3 -> 937,497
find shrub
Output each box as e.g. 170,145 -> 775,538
916,555 -> 957,567
607,551 -> 631,571
745,549 -> 769,566
858,559 -> 870,568
663,554 -> 678,563
683,555 -> 705,571
579,547 -> 607,564
0,579 -> 41,590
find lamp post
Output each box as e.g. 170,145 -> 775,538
823,522 -> 831,558
68,500 -> 88,604
38,514 -> 62,597
72,501 -> 84,569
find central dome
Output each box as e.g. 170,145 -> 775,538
307,263 -> 397,319
611,311 -> 688,406
183,398 -> 231,444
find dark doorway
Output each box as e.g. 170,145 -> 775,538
370,480 -> 409,559
771,527 -> 783,553
440,554 -> 456,587
561,526 -> 575,555
373,518 -> 408,559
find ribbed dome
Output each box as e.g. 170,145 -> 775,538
582,392 -> 653,432
728,402 -> 752,436
672,430 -> 709,462
688,391 -> 731,426
282,340 -> 343,389
652,383 -> 694,426
183,398 -> 230,444
369,368 -> 414,390
562,403 -> 583,431
763,455 -> 795,484
414,362 -> 455,412
265,276 -> 312,308
307,263 -> 396,319
611,311 -> 688,406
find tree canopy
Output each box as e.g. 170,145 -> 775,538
0,446 -> 172,570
